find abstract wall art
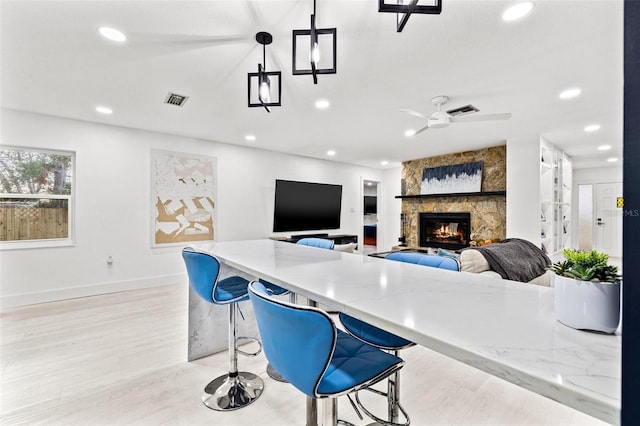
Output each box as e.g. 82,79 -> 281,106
420,161 -> 483,195
151,150 -> 216,246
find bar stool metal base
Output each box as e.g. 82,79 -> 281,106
201,372 -> 264,411
354,387 -> 410,426
266,363 -> 289,383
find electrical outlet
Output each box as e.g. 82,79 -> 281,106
107,256 -> 113,266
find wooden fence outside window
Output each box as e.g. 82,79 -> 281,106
0,207 -> 68,241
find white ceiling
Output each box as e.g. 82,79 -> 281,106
0,0 -> 623,170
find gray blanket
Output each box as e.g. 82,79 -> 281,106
469,238 -> 551,282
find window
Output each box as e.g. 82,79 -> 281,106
0,146 -> 74,248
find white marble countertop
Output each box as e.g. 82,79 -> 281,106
192,239 -> 620,425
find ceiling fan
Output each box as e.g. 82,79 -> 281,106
401,95 -> 512,135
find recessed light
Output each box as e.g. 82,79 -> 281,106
380,160 -> 389,166
327,150 -> 336,156
404,129 -> 416,137
598,145 -> 612,151
98,26 -> 127,43
502,1 -> 535,21
315,99 -> 330,110
584,124 -> 601,132
245,134 -> 256,142
607,157 -> 618,163
95,105 -> 113,115
559,87 -> 581,100
367,182 -> 372,186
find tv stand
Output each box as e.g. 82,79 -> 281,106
292,233 -> 329,240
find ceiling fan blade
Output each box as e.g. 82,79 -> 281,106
451,113 -> 512,123
130,34 -> 252,48
400,109 -> 428,119
414,124 -> 430,135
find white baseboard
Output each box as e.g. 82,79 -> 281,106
0,274 -> 186,309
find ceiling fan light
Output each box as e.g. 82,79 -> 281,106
404,129 -> 416,137
502,1 -> 535,22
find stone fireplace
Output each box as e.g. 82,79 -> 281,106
400,145 -> 507,248
420,212 -> 471,250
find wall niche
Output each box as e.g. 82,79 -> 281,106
401,145 -> 506,247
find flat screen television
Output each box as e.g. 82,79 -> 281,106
364,196 -> 377,214
273,179 -> 342,232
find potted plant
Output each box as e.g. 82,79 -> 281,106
549,249 -> 622,333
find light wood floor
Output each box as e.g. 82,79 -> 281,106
1,283 -> 609,426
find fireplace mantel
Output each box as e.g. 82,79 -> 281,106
396,191 -> 506,199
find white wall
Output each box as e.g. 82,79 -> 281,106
506,137 -> 540,244
382,167 -> 402,250
0,109 -> 390,307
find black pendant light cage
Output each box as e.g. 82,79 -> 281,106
248,32 -> 281,112
378,0 -> 442,32
292,0 -> 337,84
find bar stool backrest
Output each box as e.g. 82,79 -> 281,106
385,252 -> 459,271
296,238 -> 335,250
182,247 -> 220,304
248,281 -> 335,398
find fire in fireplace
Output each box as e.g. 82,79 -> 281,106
419,212 -> 471,250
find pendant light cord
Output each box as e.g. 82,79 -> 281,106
262,43 -> 266,70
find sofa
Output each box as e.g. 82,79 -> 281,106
459,248 -> 552,286
383,238 -> 552,286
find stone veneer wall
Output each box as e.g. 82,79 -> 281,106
401,145 -> 506,247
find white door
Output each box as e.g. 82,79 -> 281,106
594,182 -> 623,257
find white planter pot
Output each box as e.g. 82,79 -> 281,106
554,274 -> 621,334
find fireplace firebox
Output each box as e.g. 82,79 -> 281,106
419,212 -> 471,250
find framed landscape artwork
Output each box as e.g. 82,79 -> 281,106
420,161 -> 483,195
151,150 -> 216,246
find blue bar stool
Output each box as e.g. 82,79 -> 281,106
296,237 -> 335,250
248,281 -> 404,426
339,252 -> 460,425
257,278 -> 291,383
182,247 -> 264,411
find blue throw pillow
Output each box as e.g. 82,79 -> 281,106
437,248 -> 458,259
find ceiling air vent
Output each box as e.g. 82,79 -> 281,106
446,104 -> 479,116
164,92 -> 189,107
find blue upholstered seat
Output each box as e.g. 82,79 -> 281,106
296,237 -> 335,250
338,250 -> 460,425
183,247 -> 251,304
339,314 -> 414,350
248,281 -> 403,425
181,247 -> 264,411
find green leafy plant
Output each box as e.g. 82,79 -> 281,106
549,249 -> 622,283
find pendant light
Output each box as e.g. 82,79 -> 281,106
248,32 -> 281,112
